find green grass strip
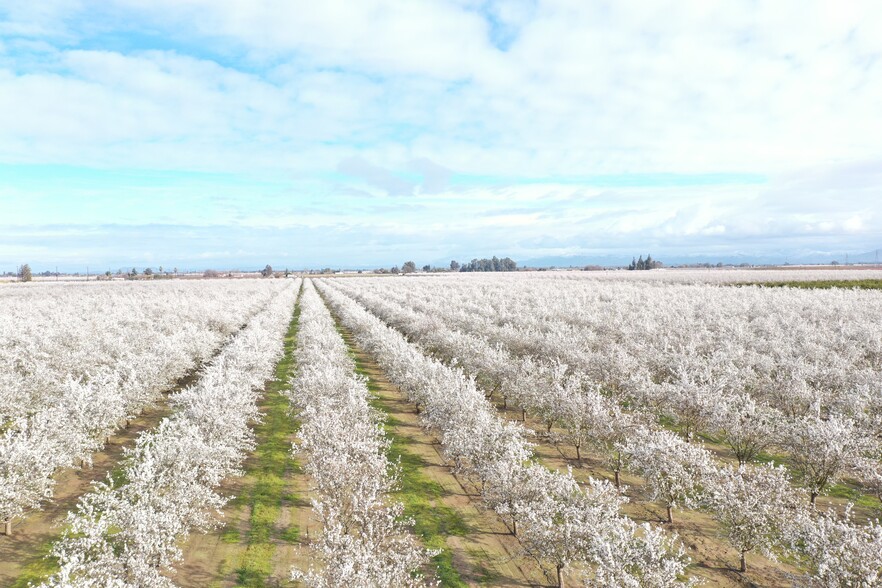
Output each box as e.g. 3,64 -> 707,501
234,292 -> 302,587
9,539 -> 59,588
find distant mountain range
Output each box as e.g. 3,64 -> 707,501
518,249 -> 882,269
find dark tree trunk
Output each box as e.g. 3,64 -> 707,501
666,504 -> 674,524
556,564 -> 565,588
740,550 -> 747,573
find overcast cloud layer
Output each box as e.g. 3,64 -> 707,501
1,1 -> 881,270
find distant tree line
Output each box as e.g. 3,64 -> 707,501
628,255 -> 662,270
373,256 -> 518,274
458,256 -> 517,272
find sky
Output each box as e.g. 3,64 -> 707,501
1,1 -> 882,271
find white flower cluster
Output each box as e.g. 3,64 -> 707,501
317,280 -> 694,587
286,280 -> 433,587
38,280 -> 299,588
787,505 -> 882,587
0,280 -> 285,533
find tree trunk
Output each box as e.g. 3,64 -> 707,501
614,469 -> 621,489
511,518 -> 517,536
740,550 -> 747,573
502,396 -> 507,409
666,504 -> 674,524
810,491 -> 818,507
3,519 -> 11,536
522,409 -> 526,422
556,564 -> 565,588
546,420 -> 553,433
575,444 -> 581,464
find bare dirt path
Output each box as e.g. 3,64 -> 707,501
336,324 -> 551,587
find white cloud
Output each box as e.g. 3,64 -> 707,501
3,0 -> 882,175
1,0 -> 882,266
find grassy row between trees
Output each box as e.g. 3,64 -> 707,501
231,288 -> 303,587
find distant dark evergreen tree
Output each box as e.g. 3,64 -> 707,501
628,254 -> 661,270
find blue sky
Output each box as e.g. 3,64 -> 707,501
1,1 -> 882,270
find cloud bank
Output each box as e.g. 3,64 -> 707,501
1,0 -> 881,268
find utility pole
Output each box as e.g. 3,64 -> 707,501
55,266 -> 58,281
